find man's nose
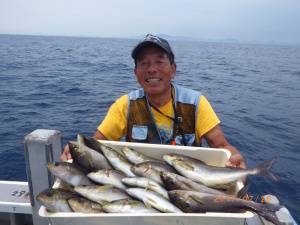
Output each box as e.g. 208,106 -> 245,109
146,62 -> 158,73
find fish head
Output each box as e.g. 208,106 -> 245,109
47,162 -> 55,170
163,154 -> 178,164
87,172 -> 96,179
168,190 -> 186,205
47,162 -> 64,174
47,162 -> 76,180
36,189 -> 57,207
160,172 -> 178,189
37,189 -> 52,199
168,190 -> 199,212
101,145 -> 115,157
121,146 -> 131,155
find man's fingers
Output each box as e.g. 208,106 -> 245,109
60,145 -> 71,162
226,153 -> 246,169
60,153 -> 67,162
226,161 -> 238,168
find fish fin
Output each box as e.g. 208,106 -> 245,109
256,157 -> 278,181
237,184 -> 250,198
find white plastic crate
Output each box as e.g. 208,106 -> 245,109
39,141 -> 254,225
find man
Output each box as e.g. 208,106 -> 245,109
61,34 -> 246,169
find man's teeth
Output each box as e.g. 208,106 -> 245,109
146,78 -> 161,82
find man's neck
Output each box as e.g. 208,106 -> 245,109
146,86 -> 173,108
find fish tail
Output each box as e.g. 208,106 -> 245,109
255,157 -> 278,181
256,204 -> 285,225
236,183 -> 250,198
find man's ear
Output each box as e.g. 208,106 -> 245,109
171,63 -> 176,79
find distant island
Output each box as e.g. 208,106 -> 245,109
131,33 -> 240,43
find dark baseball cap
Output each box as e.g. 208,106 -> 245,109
131,34 -> 175,63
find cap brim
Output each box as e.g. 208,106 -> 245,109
131,41 -> 167,59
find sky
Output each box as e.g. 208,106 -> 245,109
1,0 -> 300,44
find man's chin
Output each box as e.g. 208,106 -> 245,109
143,86 -> 163,95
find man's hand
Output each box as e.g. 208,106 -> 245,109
226,153 -> 246,169
60,144 -> 72,162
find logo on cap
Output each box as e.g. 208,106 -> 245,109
144,34 -> 162,43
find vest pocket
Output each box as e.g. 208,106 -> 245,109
174,133 -> 195,146
132,125 -> 148,140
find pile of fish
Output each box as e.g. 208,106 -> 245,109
37,134 -> 283,225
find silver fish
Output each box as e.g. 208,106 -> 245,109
100,144 -> 135,177
102,199 -> 158,213
169,190 -> 283,225
77,133 -> 104,154
36,188 -> 77,212
122,177 -> 169,199
161,171 -> 226,195
47,162 -> 93,186
163,154 -> 277,187
68,141 -> 111,172
68,197 -> 103,213
88,169 -> 127,190
74,185 -> 130,205
126,188 -> 182,213
137,161 -> 177,173
121,146 -> 157,164
131,163 -> 163,185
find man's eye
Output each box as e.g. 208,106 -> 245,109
138,61 -> 146,65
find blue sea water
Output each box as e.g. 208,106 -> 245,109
0,34 -> 299,221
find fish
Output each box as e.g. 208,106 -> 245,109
122,177 -> 169,199
161,171 -> 226,195
131,161 -> 177,185
163,153 -> 277,187
87,169 -> 127,190
68,141 -> 111,172
77,133 -> 104,154
102,199 -> 159,213
168,190 -> 284,225
67,197 -> 104,213
121,146 -> 158,164
126,188 -> 182,213
131,163 -> 163,185
74,185 -> 130,205
77,133 -> 85,145
36,188 -> 77,212
137,161 -> 177,173
47,162 -> 94,186
100,144 -> 135,177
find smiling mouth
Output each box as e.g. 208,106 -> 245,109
145,78 -> 162,83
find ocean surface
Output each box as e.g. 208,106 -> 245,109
0,34 -> 299,221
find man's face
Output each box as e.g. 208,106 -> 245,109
134,46 -> 176,97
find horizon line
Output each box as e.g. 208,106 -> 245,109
1,32 -> 299,47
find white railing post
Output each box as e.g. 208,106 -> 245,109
24,129 -> 62,225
